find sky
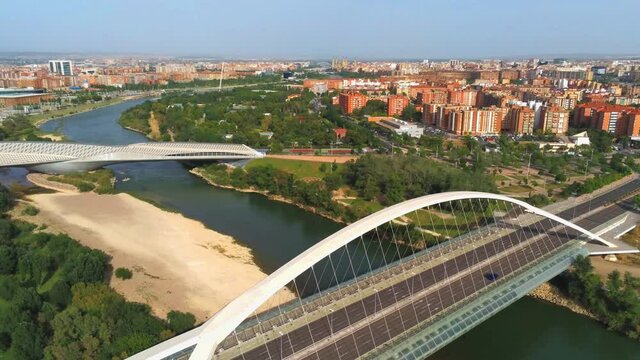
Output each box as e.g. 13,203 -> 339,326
1,0 -> 639,59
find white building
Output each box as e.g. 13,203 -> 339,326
377,118 -> 424,138
569,131 -> 591,146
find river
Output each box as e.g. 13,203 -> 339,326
12,99 -> 635,359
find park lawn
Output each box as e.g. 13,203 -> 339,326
499,185 -> 533,194
246,158 -> 341,179
341,198 -> 384,213
37,268 -> 64,294
404,208 -> 484,238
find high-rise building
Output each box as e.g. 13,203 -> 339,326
416,88 -> 448,104
387,95 -> 409,116
446,107 -> 504,135
508,106 -> 536,135
339,92 -> 368,114
48,60 -> 74,76
448,89 -> 478,106
594,105 -> 627,134
540,106 -> 570,134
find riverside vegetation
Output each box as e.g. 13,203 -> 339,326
197,154 -> 497,223
560,255 -> 640,340
0,186 -> 195,359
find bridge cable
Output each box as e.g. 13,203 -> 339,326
309,257 -> 346,360
448,200 -> 471,300
373,226 -> 409,335
388,220 -> 422,327
457,199 -> 481,296
358,234 -> 395,345
326,246 -> 362,358
410,207 -> 443,322
424,204 -> 448,318
436,202 -> 468,308
343,241 -> 379,351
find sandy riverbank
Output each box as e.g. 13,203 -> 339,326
24,191 -> 293,321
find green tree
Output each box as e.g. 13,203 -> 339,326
48,281 -> 72,308
167,311 -> 196,334
114,267 -> 133,280
400,104 -> 420,122
10,322 -> 43,360
0,244 -> 17,274
64,250 -> 107,283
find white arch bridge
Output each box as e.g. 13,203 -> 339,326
131,189 -> 637,360
0,141 -> 264,174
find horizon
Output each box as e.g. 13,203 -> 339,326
1,0 -> 639,59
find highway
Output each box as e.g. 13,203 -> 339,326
221,179 -> 640,360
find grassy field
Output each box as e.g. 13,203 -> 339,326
245,157 -> 342,179
404,208 -> 485,238
340,198 -> 384,213
47,169 -> 115,194
499,185 -> 533,194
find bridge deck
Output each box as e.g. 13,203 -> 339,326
216,179 -> 640,359
223,221 -> 580,360
135,178 -> 640,360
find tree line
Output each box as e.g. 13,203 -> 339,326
561,256 -> 640,340
0,186 -> 195,359
199,154 -> 497,223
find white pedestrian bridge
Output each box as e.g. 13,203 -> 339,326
0,141 -> 264,174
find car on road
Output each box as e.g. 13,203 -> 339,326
485,272 -> 500,281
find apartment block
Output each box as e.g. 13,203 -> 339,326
339,92 -> 368,114
387,95 -> 409,116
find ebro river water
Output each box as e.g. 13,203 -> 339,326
13,99 -> 634,359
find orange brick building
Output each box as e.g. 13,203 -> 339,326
573,103 -> 640,136
507,106 -> 536,134
416,87 -> 448,104
387,95 -> 409,116
339,92 -> 368,114
447,107 -> 505,135
540,106 -> 570,134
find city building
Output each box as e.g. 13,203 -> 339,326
0,89 -> 51,107
416,87 -> 448,104
377,118 -> 424,138
387,95 -> 409,116
448,88 -> 478,106
48,60 -> 73,76
447,107 -> 504,136
540,106 -> 570,134
508,106 -> 536,135
569,131 -> 591,146
334,128 -> 348,140
339,92 -> 368,114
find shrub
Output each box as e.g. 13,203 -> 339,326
21,205 -> 39,216
167,311 -> 196,334
114,267 -> 133,280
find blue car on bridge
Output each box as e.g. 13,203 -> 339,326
485,272 -> 500,281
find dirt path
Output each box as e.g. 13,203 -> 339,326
148,111 -> 161,140
591,256 -> 640,278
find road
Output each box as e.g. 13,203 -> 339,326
221,179 -> 640,360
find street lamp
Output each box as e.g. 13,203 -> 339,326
526,153 -> 533,183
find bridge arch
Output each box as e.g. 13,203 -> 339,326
189,191 -> 612,360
